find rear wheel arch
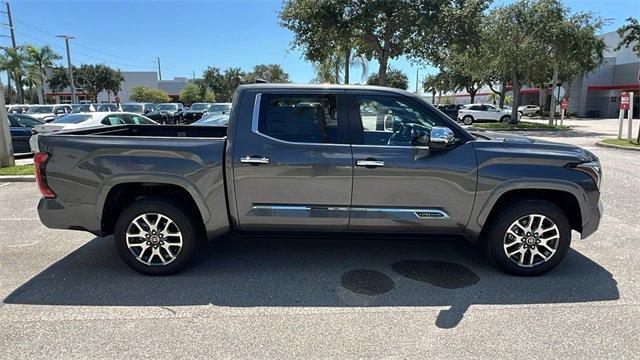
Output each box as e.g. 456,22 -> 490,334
99,180 -> 208,237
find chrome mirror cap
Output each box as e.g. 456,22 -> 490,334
429,126 -> 455,150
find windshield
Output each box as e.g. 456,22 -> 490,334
97,104 -> 117,111
190,103 -> 209,111
9,115 -> 43,127
121,104 -> 143,112
194,115 -> 229,126
156,104 -> 178,111
51,114 -> 92,124
207,104 -> 231,113
71,104 -> 95,113
26,106 -> 54,114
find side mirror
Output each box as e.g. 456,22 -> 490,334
428,126 -> 455,150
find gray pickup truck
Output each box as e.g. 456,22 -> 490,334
34,84 -> 602,276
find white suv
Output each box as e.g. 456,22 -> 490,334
457,103 -> 520,125
518,104 -> 541,116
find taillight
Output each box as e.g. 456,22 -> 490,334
34,152 -> 55,198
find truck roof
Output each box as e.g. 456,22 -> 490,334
237,83 -> 417,97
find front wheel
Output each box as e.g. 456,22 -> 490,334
114,197 -> 200,275
500,115 -> 511,123
485,200 -> 571,276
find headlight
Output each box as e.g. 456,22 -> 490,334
570,161 -> 602,188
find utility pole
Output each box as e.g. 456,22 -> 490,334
3,2 -> 21,103
0,78 -> 14,167
57,35 -> 76,103
415,68 -> 419,94
156,57 -> 162,81
192,70 -> 195,79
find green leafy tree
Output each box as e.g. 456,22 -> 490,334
46,65 -> 75,93
0,46 -> 27,103
219,68 -> 246,102
616,17 -> 640,55
75,64 -> 124,102
25,45 -> 61,104
366,68 -> 408,90
423,72 -> 453,104
179,82 -> 214,105
129,86 -> 171,103
244,64 -> 291,83
202,66 -> 224,98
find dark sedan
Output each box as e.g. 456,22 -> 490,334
436,104 -> 463,120
8,113 -> 44,153
146,103 -> 185,124
183,103 -> 211,124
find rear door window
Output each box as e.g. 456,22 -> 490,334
258,94 -> 344,144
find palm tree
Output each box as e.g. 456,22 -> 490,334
25,45 -> 61,104
0,46 -> 27,103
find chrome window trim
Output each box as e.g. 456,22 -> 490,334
251,92 -> 349,147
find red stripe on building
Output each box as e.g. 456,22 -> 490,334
587,84 -> 640,91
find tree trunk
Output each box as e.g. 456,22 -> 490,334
344,48 -> 351,85
499,81 -> 507,108
468,87 -> 477,104
510,70 -> 520,123
334,62 -> 340,84
378,54 -> 388,87
14,72 -> 24,104
548,65 -> 558,125
538,87 -> 547,110
431,90 -> 436,104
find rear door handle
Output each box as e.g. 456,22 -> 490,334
356,159 -> 385,167
240,156 -> 270,164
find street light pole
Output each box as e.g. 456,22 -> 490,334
57,35 -> 76,103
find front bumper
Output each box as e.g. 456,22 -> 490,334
38,197 -> 102,236
581,200 -> 603,239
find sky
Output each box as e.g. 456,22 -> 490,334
6,0 -> 640,94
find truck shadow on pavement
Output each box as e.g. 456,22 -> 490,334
4,235 -> 619,329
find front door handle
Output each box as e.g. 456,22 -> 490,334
356,159 -> 385,167
240,156 -> 270,164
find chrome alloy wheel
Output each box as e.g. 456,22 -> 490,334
503,214 -> 560,267
126,213 -> 183,266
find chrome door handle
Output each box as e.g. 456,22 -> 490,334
240,156 -> 270,164
356,159 -> 384,167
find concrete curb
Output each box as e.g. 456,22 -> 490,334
468,127 -> 570,132
0,175 -> 36,182
595,141 -> 640,152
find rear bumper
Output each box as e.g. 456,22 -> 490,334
581,199 -> 603,239
38,197 -> 102,236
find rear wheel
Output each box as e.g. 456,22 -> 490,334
463,115 -> 474,125
485,200 -> 571,276
114,197 -> 200,275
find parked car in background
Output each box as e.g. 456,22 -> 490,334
146,103 -> 185,124
457,103 -> 520,125
69,104 -> 98,114
192,114 -> 230,126
31,112 -> 157,144
183,103 -> 211,124
25,104 -> 73,122
6,104 -> 30,114
34,84 -> 601,276
206,103 -> 232,115
8,113 -> 44,153
518,104 -> 541,116
121,103 -> 155,114
436,104 -> 462,120
96,103 -> 118,112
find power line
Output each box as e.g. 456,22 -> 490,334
12,18 -> 152,65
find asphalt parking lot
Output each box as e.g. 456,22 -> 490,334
1,118 -> 639,359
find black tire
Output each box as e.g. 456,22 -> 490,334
484,200 -> 571,276
463,115 -> 474,125
500,115 -> 511,123
114,197 -> 201,275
